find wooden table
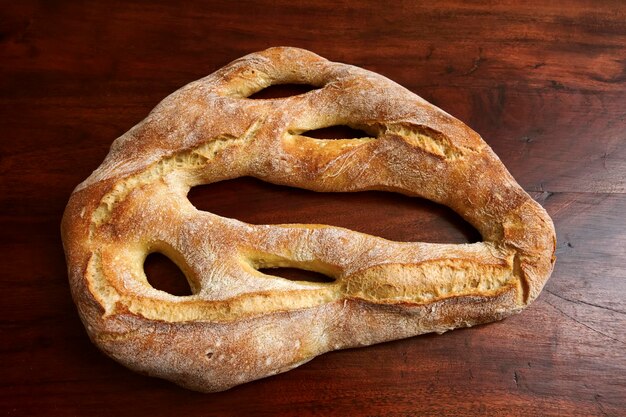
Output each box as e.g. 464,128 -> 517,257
2,1 -> 624,415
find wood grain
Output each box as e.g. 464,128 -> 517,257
1,1 -> 624,416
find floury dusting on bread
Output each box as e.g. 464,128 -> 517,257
61,47 -> 556,392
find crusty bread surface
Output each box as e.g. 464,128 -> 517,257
61,47 -> 556,392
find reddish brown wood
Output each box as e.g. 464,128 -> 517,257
1,1 -> 625,416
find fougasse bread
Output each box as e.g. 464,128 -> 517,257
61,47 -> 556,392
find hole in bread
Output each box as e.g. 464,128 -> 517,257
247,84 -> 320,99
188,177 -> 481,243
144,252 -> 193,296
295,125 -> 374,140
257,267 -> 335,283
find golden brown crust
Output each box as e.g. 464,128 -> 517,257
61,47 -> 556,392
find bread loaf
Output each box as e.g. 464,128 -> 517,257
61,47 -> 556,392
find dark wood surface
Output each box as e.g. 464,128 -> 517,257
1,1 -> 625,416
